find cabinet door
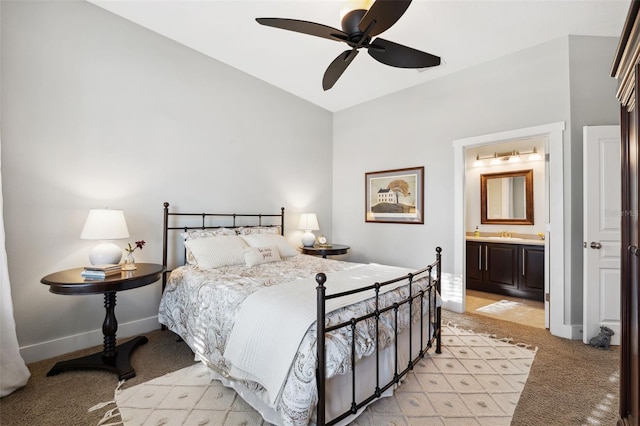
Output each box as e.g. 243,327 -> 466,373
485,243 -> 518,289
465,241 -> 484,290
519,245 -> 544,298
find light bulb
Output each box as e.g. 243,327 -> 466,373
340,0 -> 374,20
528,147 -> 542,161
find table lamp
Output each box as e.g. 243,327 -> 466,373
298,213 -> 319,247
80,209 -> 130,265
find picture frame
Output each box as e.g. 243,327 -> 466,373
365,166 -> 424,224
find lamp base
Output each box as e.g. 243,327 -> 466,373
301,232 -> 316,247
89,242 -> 123,265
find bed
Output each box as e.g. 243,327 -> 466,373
158,202 -> 442,426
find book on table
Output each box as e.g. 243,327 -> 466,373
81,264 -> 122,279
84,264 -> 121,272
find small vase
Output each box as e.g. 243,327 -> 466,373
122,252 -> 136,270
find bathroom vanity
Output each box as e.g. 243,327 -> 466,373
466,236 -> 544,301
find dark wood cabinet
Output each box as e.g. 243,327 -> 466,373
465,241 -> 484,287
519,245 -> 545,295
611,3 -> 640,424
466,241 -> 543,301
485,243 -> 518,289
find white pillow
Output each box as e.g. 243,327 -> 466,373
181,228 -> 238,264
243,245 -> 281,267
240,234 -> 298,257
183,235 -> 248,269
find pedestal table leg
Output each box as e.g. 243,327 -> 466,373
46,291 -> 148,380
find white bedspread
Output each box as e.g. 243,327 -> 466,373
223,263 -> 415,405
159,255 -> 440,425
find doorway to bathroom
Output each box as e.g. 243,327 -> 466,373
464,136 -> 547,329
452,122 -> 568,337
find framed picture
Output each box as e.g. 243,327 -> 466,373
365,166 -> 424,224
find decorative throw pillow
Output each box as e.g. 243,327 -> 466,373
243,246 -> 281,267
236,226 -> 281,236
181,228 -> 237,240
183,235 -> 248,269
240,234 -> 298,257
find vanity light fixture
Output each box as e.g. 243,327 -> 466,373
508,150 -> 521,163
528,147 -> 542,161
489,153 -> 502,166
472,147 -> 543,167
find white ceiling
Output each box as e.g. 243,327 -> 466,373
89,0 -> 630,112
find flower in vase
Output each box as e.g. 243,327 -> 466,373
125,240 -> 146,254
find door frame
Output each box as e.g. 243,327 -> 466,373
452,122 -> 572,338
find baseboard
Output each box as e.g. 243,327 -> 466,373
19,316 -> 161,364
442,299 -> 464,313
550,322 -> 583,341
569,324 -> 583,340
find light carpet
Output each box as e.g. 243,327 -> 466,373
93,325 -> 537,425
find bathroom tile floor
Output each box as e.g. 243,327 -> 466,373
466,289 -> 546,329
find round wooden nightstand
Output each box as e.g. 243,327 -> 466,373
301,244 -> 350,258
41,263 -> 164,380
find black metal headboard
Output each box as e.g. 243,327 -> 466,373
161,202 -> 285,291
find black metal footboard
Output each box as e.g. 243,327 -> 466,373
315,247 -> 442,426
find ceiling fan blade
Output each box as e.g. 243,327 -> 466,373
323,49 -> 359,91
368,38 -> 441,68
256,18 -> 348,43
358,0 -> 412,37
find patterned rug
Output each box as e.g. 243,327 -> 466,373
93,325 -> 536,425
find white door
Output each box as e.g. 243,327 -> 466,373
583,126 -> 621,346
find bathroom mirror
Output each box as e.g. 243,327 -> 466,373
480,169 -> 534,225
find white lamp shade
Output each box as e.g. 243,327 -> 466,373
298,213 -> 319,231
80,209 -> 129,240
81,209 -> 130,265
299,213 -> 319,248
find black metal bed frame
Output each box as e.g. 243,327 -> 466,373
161,202 -> 442,426
161,201 -> 285,292
315,247 -> 442,425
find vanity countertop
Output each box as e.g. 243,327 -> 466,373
466,235 -> 545,246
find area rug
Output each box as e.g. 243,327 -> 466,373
92,324 -> 537,425
475,300 -> 524,314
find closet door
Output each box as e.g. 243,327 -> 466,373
620,91 -> 640,426
611,2 -> 640,424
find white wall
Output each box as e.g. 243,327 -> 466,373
333,35 -> 619,336
0,1 -> 622,363
333,37 -> 573,273
1,1 -> 333,362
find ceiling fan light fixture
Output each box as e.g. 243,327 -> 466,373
257,0 -> 440,90
340,8 -> 368,35
339,0 -> 374,20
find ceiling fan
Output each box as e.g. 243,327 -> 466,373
256,0 -> 441,91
